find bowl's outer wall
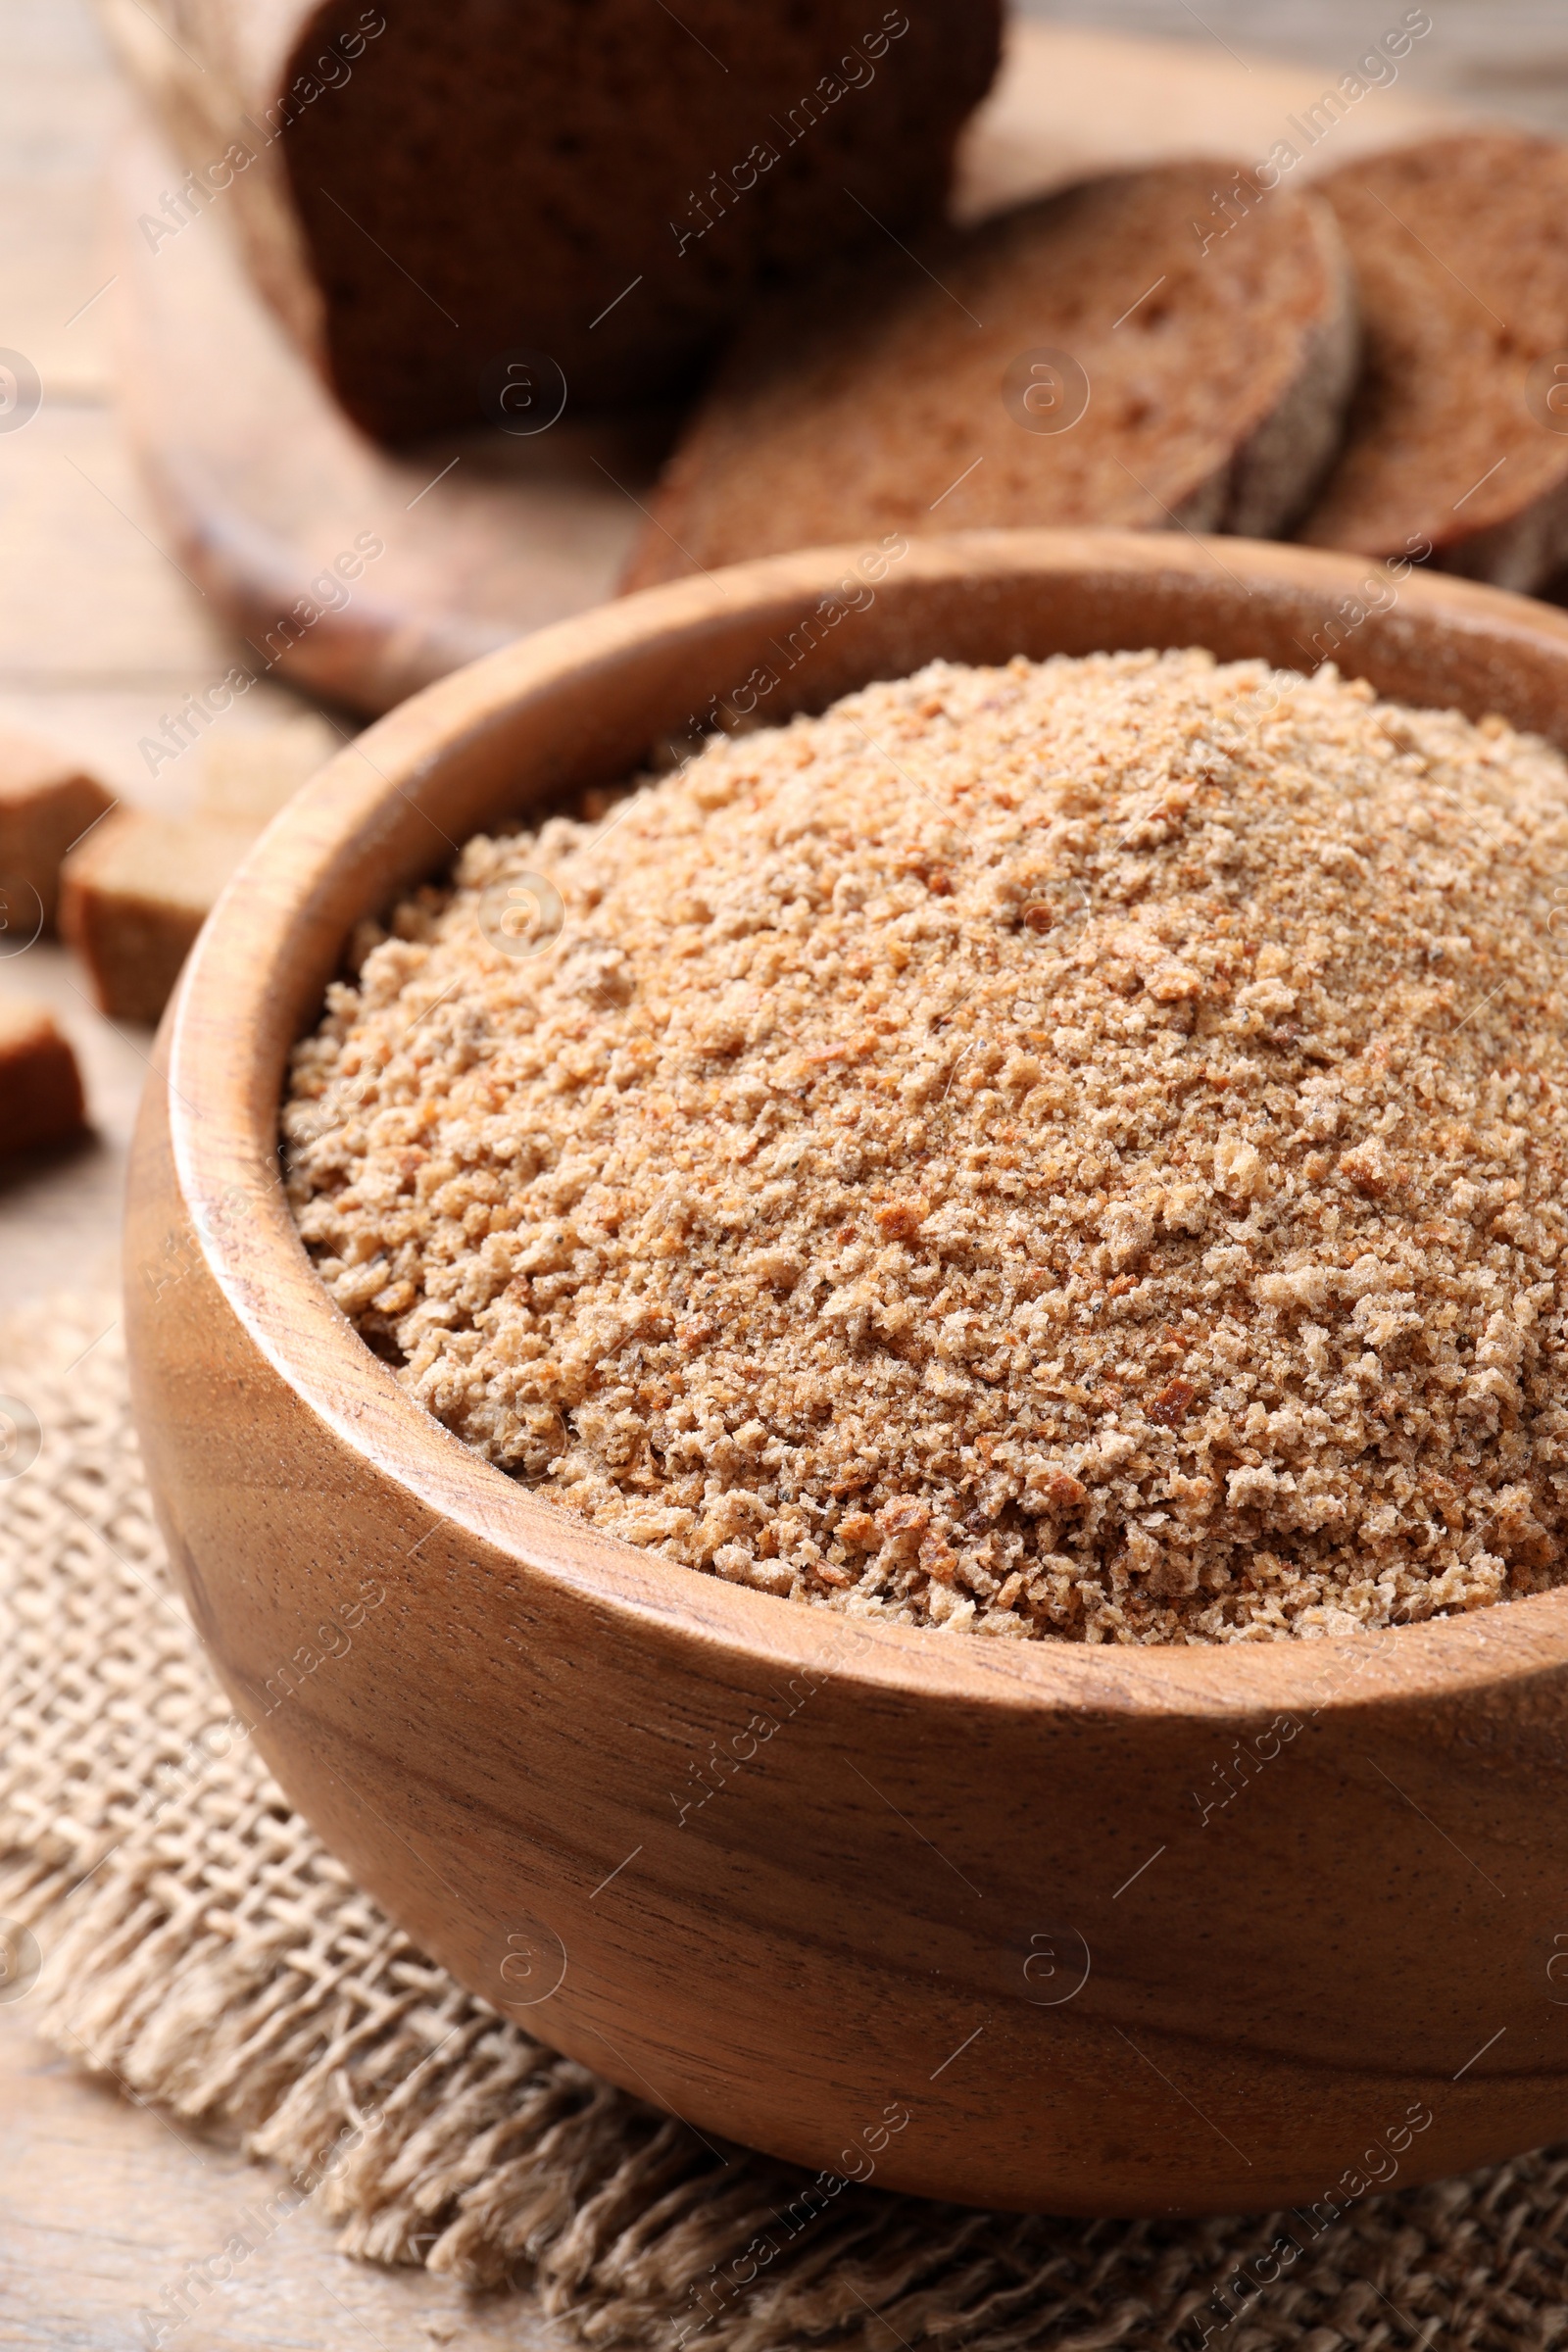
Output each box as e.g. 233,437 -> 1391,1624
127,534 -> 1568,2217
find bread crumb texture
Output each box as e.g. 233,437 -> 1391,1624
284,652 -> 1568,1644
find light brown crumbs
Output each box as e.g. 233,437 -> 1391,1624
283,650 -> 1568,1644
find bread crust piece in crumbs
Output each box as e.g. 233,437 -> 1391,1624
284,652 -> 1568,1644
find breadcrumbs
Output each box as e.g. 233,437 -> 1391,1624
283,651 -> 1568,1643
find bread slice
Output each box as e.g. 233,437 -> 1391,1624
0,1001 -> 86,1159
61,811 -> 259,1028
60,718 -> 341,1026
104,0 -> 1002,444
1298,133 -> 1568,588
0,727 -> 114,935
620,161 -> 1356,590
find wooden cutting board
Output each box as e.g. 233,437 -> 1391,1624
107,19 -> 1446,716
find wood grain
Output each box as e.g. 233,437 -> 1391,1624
954,13 -> 1447,220
1018,0 -> 1568,144
125,531 -> 1568,2219
0,2008 -> 554,2348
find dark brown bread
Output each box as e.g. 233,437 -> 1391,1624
620,161 -> 1356,590
0,1003 -> 86,1159
1298,132 -> 1568,588
0,727 -> 113,935
111,0 -> 1001,445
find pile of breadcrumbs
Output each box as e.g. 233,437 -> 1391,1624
284,651 -> 1568,1643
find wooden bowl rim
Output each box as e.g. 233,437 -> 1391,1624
162,527 -> 1568,1723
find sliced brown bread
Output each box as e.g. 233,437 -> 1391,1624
58,719 -> 342,1026
0,727 -> 114,934
61,811 -> 259,1028
106,0 -> 1002,443
0,1002 -> 86,1159
1298,132 -> 1568,588
620,161 -> 1356,590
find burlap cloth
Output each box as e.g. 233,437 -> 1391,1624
5,1294 -> 1568,2350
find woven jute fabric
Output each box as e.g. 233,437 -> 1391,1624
5,1296 -> 1568,2351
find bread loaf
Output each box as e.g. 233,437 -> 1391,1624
620,162 -> 1356,589
105,0 -> 1002,443
1298,132 -> 1568,589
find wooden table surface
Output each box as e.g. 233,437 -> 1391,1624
0,2018 -> 564,2350
0,0 -> 1561,2340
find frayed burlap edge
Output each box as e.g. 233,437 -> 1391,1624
4,1294 -> 1568,2352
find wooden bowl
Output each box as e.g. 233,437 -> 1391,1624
126,532 -> 1568,2219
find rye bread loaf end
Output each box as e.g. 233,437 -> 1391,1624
1298,132 -> 1568,589
109,0 -> 1002,444
621,161 -> 1356,590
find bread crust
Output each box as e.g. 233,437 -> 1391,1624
60,810 -> 258,1027
620,162 -> 1358,591
1298,132 -> 1568,589
1193,200 -> 1358,539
